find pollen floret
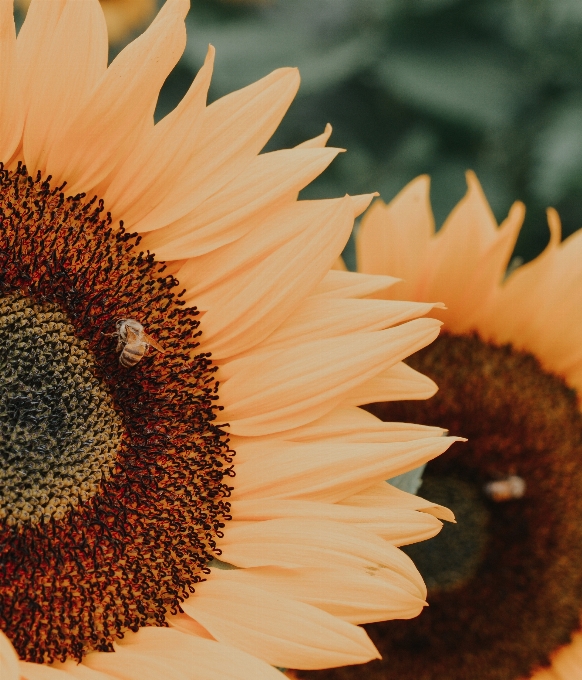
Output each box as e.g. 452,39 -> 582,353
0,293 -> 122,527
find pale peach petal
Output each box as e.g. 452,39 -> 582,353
131,68 -> 300,235
167,612 -> 216,641
295,123 -> 332,149
341,481 -> 456,522
548,329 -> 582,379
231,436 -> 460,503
332,256 -> 347,270
217,518 -> 427,598
512,228 -> 582,375
209,565 -> 426,623
45,0 -> 189,195
0,2 -> 22,162
341,361 -> 438,405
84,627 -> 285,680
532,302 -> 582,375
176,199 -> 347,303
550,226 -> 582,286
548,632 -> 582,680
244,298 -> 442,356
20,662 -> 74,680
529,669 -> 562,680
312,269 -> 399,298
419,171 -> 502,307
52,661 -> 115,680
182,580 -> 379,670
483,207 -> 561,346
271,405 -> 445,443
229,425 -> 441,462
524,216 -> 582,324
104,45 -> 215,223
218,318 -> 442,436
452,200 -> 524,333
23,0 -> 108,175
16,0 -> 67,118
0,631 -> 19,680
351,192 -> 377,218
177,199 -> 373,312
140,146 -> 341,260
357,175 -> 434,300
190,197 -> 353,359
229,498 -> 443,545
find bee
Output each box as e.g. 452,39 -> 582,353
114,319 -> 165,368
484,475 -> 526,502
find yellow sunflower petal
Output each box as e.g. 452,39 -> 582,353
45,0 -> 189,194
245,298 -> 442,355
52,661 -> 115,680
529,632 -> 582,680
16,0 -> 66,117
0,632 -> 19,680
356,175 -> 434,299
270,405 -> 445,443
20,663 -> 80,680
342,361 -> 438,405
421,171 -> 519,317
313,269 -> 399,298
217,518 -> 427,597
231,436 -> 460,502
139,146 -> 341,258
22,0 -> 107,175
342,481 -> 456,522
485,206 -> 562,349
181,580 -> 380,670
218,318 -> 442,436
229,498 -> 443,545
130,68 -> 300,235
0,2 -> 22,163
295,123 -> 333,149
208,565 -> 427,623
191,197 -> 354,358
84,627 -> 286,680
104,45 -> 215,222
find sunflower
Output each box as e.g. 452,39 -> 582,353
15,0 -> 156,45
0,1 -> 462,678
298,172 -> 582,680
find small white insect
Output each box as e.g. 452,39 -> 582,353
484,475 -> 526,502
114,319 -> 165,368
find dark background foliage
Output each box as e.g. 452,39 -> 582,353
154,0 -> 582,269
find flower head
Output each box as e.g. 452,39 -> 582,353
0,2 -> 460,678
335,172 -> 582,680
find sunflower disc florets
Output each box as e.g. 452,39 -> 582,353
0,164 -> 233,664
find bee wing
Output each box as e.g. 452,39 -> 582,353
142,332 -> 166,353
125,326 -> 142,345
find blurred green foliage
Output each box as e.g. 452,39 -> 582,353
155,0 -> 582,266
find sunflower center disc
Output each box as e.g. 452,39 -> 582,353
0,293 -> 122,527
302,333 -> 582,680
0,167 -> 232,665
402,476 -> 489,593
